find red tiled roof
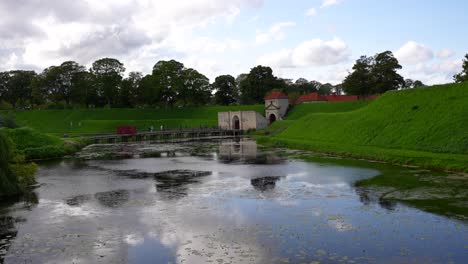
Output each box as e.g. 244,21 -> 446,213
265,91 -> 289,100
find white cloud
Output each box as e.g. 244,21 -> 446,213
255,22 -> 296,45
321,0 -> 342,8
306,8 -> 317,16
403,58 -> 462,84
257,49 -> 293,67
257,38 -> 350,68
395,41 -> 434,64
0,0 -> 264,75
437,49 -> 455,59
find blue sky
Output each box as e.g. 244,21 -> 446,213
0,0 -> 466,84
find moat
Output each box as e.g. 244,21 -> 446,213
1,140 -> 467,263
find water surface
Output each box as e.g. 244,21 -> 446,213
1,140 -> 467,263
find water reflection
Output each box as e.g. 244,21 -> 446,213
95,189 -> 130,208
154,170 -> 212,199
218,139 -> 283,164
355,186 -> 398,211
0,140 -> 466,264
251,176 -> 283,192
0,192 -> 38,263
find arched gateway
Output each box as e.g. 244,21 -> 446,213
217,92 -> 289,131
268,113 -> 277,124
232,115 -> 240,130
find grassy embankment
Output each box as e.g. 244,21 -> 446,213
0,124 -> 87,197
1,105 -> 263,136
258,82 -> 468,172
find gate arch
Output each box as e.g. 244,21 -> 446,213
232,115 -> 240,130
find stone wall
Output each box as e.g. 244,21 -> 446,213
218,111 -> 268,130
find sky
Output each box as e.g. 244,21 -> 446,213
0,0 -> 467,85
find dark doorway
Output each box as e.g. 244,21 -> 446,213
233,116 -> 240,130
269,114 -> 277,124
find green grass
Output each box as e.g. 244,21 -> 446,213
257,82 -> 468,172
0,128 -> 80,160
1,105 -> 264,135
287,100 -> 370,119
277,83 -> 468,155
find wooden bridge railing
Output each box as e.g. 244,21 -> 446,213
84,129 -> 244,144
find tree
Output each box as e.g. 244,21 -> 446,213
91,58 -> 125,107
285,78 -> 319,94
152,60 -> 185,107
0,70 -> 36,108
371,51 -> 404,93
119,72 -> 142,107
413,80 -> 425,88
454,54 -> 468,83
139,74 -> 160,106
213,75 -> 238,105
41,66 -> 63,105
71,71 -> 97,108
181,68 -> 211,106
342,56 -> 374,96
59,61 -> 86,106
318,83 -> 333,95
239,65 -> 283,104
404,79 -> 426,89
343,51 -> 404,96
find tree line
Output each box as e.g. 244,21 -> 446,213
0,52 -> 466,109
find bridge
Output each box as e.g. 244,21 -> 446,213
84,129 -> 244,144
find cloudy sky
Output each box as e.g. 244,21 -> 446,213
0,0 -> 466,84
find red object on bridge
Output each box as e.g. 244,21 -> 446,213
116,125 -> 137,135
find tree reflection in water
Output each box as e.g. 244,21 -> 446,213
251,176 -> 284,192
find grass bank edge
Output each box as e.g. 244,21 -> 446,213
256,136 -> 468,173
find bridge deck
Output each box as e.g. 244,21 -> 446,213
83,129 -> 243,144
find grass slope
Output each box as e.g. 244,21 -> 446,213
2,105 -> 263,135
0,128 -> 80,160
278,83 -> 468,155
287,100 -> 370,119
260,82 -> 468,171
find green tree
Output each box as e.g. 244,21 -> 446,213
152,60 -> 185,107
59,61 -> 86,106
119,72 -> 143,107
413,80 -> 425,88
0,70 -> 36,108
285,78 -> 319,94
71,71 -> 97,108
371,51 -> 404,93
0,133 -> 19,197
342,56 -> 374,96
91,58 -> 125,107
343,51 -> 404,96
318,83 -> 333,95
404,79 -> 426,89
239,65 -> 283,104
181,68 -> 211,106
213,75 -> 238,105
454,54 -> 468,83
139,74 -> 161,106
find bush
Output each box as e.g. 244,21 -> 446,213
0,133 -> 21,197
1,127 -> 63,150
0,101 -> 12,110
10,162 -> 38,188
23,146 -> 67,160
0,114 -> 18,128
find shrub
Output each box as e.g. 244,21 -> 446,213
23,146 -> 67,160
0,114 -> 18,128
0,133 -> 21,197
